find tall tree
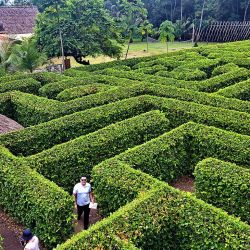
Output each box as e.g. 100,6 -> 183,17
36,0 -> 123,64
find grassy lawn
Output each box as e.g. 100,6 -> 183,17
51,41 -> 212,67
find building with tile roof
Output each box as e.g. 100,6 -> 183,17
0,6 -> 38,40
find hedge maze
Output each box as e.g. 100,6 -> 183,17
0,41 -> 249,249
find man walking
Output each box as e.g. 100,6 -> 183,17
73,176 -> 94,229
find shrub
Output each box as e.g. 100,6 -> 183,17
211,63 -> 239,76
215,79 -> 250,101
31,72 -> 71,85
26,110 -> 169,192
56,84 -> 115,101
0,146 -> 74,248
0,96 -> 150,156
194,158 -> 250,223
0,78 -> 41,94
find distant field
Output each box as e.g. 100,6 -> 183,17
52,41 -> 212,66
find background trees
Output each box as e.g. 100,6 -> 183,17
36,0 -> 123,64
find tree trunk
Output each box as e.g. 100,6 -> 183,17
180,0 -> 183,21
146,31 -> 149,52
125,31 -> 132,59
244,0 -> 250,21
196,0 -> 206,42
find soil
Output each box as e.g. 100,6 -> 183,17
170,176 -> 195,193
0,114 -> 195,249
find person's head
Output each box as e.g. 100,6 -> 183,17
80,176 -> 87,186
21,228 -> 33,242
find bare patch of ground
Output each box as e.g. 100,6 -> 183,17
170,176 -> 195,193
0,115 -> 23,134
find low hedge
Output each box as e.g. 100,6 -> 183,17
211,63 -> 239,76
39,75 -> 139,99
0,73 -> 30,83
215,79 -> 250,101
0,146 -> 74,248
0,92 -> 13,117
0,96 -> 150,156
0,78 -> 41,94
26,110 -> 169,192
117,122 -> 250,183
57,161 -> 250,249
148,95 -> 250,135
196,68 -> 250,92
145,83 -> 250,113
194,158 -> 250,223
31,72 -> 71,85
56,84 -> 115,101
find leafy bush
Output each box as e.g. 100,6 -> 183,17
31,72 -> 71,85
0,96 -> 150,156
211,63 -> 239,76
56,84 -> 114,101
0,146 -> 74,248
26,110 -> 169,192
194,158 -> 250,223
0,78 -> 41,94
215,79 -> 250,101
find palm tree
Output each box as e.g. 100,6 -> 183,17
10,38 -> 47,73
159,20 -> 175,53
0,38 -> 13,73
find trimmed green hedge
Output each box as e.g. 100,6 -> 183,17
0,73 -> 30,83
39,75 -> 139,99
211,63 -> 239,76
26,110 -> 169,192
0,78 -> 41,94
117,122 -> 250,182
56,84 -> 115,101
194,158 -> 250,223
31,72 -> 71,85
57,160 -> 250,249
0,146 -> 74,248
215,79 -> 250,101
145,83 -> 250,113
148,95 -> 250,135
0,96 -> 150,156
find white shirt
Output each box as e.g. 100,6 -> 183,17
24,236 -> 40,250
73,183 -> 91,206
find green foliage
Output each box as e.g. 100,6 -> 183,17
0,78 -> 41,94
159,20 -> 175,52
36,0 -> 123,64
215,79 -> 250,101
194,158 -> 250,223
56,84 -> 115,101
58,156 -> 250,249
26,111 -> 169,192
0,235 -> 3,250
117,122 -> 250,182
0,39 -> 13,72
0,96 -> 150,156
0,146 -> 74,248
211,63 -> 239,76
10,39 -> 47,73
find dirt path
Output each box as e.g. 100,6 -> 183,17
170,176 -> 195,193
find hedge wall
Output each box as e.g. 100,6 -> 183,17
56,158 -> 250,249
194,158 -> 250,223
31,72 -> 71,85
26,110 -> 169,192
0,96 -> 150,156
116,122 -> 250,183
39,75 -> 139,99
215,79 -> 250,101
0,78 -> 41,94
0,146 -> 74,248
56,84 -> 115,101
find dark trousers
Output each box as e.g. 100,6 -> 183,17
77,204 -> 90,229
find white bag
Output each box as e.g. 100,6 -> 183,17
89,202 -> 98,209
